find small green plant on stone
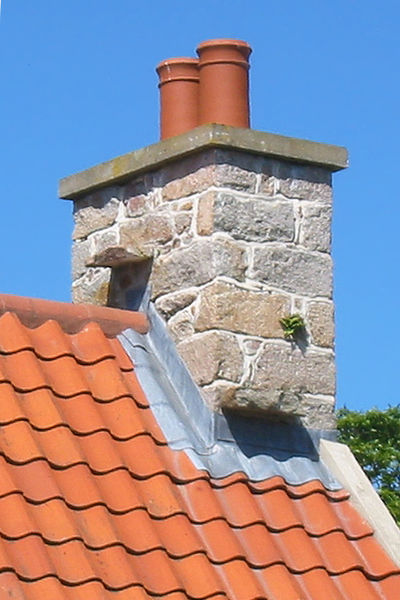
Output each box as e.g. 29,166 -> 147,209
279,314 -> 305,339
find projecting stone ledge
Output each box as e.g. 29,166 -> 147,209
59,123 -> 348,199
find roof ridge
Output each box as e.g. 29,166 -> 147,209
0,294 -> 149,336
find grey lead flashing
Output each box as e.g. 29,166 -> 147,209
119,303 -> 341,489
60,123 -> 348,199
121,303 -> 214,449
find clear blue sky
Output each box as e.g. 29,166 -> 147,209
1,1 -> 399,412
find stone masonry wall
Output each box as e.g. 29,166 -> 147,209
71,149 -> 336,429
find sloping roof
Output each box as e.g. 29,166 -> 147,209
0,295 -> 399,599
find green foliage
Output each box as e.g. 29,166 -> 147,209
279,314 -> 305,339
337,406 -> 400,525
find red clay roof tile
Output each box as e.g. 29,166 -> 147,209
0,299 -> 398,599
30,320 -> 82,360
293,487 -> 373,538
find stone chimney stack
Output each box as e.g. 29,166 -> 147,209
60,39 -> 348,431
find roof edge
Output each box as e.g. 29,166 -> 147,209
0,294 -> 149,336
59,124 -> 349,200
320,439 -> 400,567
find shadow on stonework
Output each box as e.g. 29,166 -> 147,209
290,326 -> 310,355
217,409 -> 319,461
108,259 -> 152,311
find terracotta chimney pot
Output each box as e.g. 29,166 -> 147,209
156,58 -> 199,140
196,39 -> 252,129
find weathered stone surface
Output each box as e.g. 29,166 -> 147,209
223,387 -> 306,416
125,194 -> 154,217
214,164 -> 257,192
278,178 -> 332,202
197,191 -> 294,242
168,309 -> 195,344
72,239 -> 91,280
307,301 -> 335,348
161,162 -> 257,202
162,166 -> 214,201
201,382 -> 238,411
73,194 -> 119,239
213,194 -> 294,242
177,331 -> 243,386
174,212 -> 192,234
252,245 -> 332,297
300,203 -> 332,252
71,267 -> 111,306
194,280 -> 290,337
90,228 -> 119,260
300,395 -> 336,429
197,192 -> 215,236
119,214 -> 174,258
222,388 -> 336,428
171,199 -> 193,211
242,338 -> 263,356
258,174 -> 276,196
215,343 -> 336,417
156,150 -> 214,188
155,288 -> 198,319
151,239 -> 247,298
275,164 -> 332,202
252,343 -> 335,396
88,246 -> 146,267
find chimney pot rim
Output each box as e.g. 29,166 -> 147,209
156,57 -> 199,72
196,38 -> 252,55
156,57 -> 200,90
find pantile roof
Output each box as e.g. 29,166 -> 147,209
0,295 -> 399,599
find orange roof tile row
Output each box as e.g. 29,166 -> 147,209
0,458 -> 364,529
0,306 -> 399,599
